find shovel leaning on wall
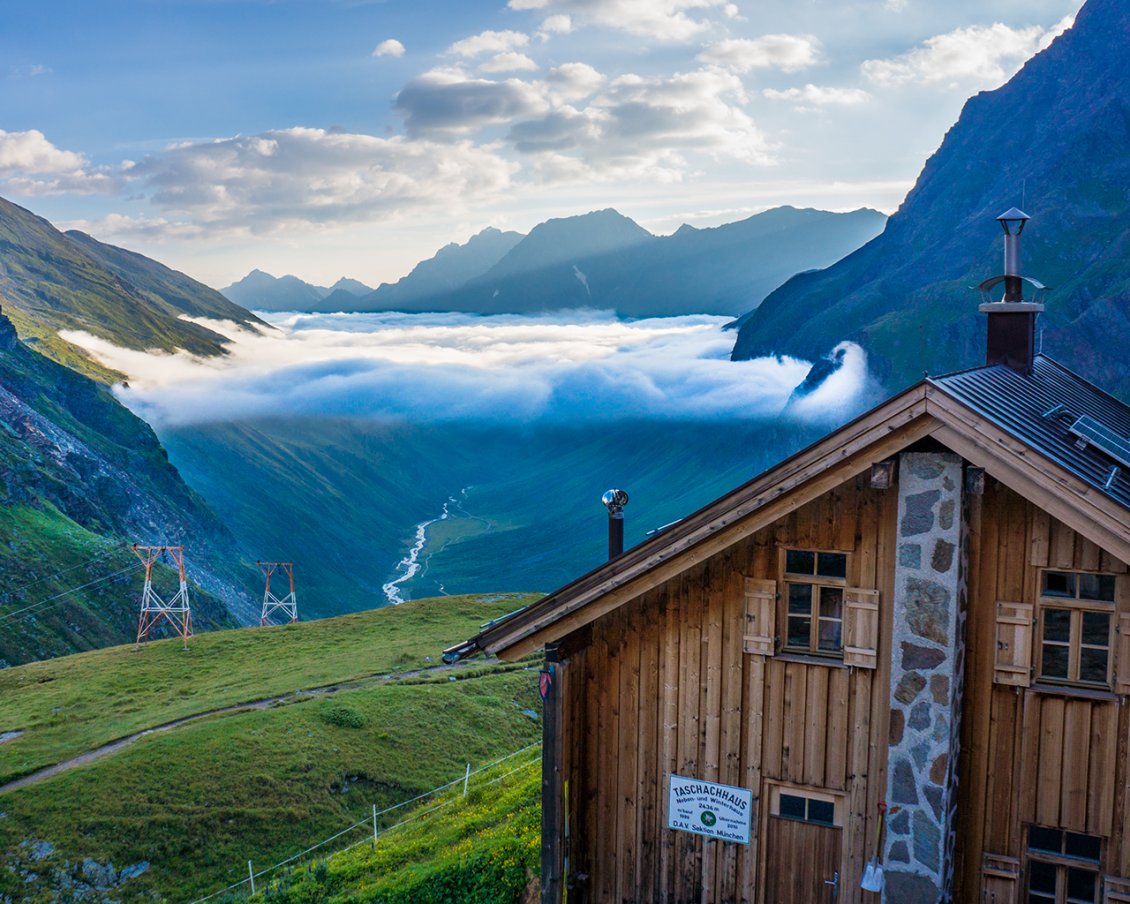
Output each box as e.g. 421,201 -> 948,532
861,801 -> 890,892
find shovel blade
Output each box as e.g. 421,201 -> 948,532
861,860 -> 884,892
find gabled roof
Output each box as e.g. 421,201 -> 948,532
933,356 -> 1130,509
449,356 -> 1130,663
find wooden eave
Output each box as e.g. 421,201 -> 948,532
476,379 -> 1130,662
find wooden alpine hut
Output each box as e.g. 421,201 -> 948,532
446,210 -> 1130,904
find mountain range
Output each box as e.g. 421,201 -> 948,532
221,269 -> 375,313
221,206 -> 886,318
731,0 -> 1130,399
0,197 -> 262,381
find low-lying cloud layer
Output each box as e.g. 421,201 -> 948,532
61,312 -> 872,429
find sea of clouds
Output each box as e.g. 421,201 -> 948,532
61,310 -> 874,429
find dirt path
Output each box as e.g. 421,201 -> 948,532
0,660 -> 503,795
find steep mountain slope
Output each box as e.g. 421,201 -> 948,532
0,197 -> 260,379
0,306 -> 258,665
356,206 -> 883,317
731,0 -> 1130,398
161,418 -> 823,616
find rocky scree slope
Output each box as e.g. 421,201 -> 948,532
0,306 -> 257,665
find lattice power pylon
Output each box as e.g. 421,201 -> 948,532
132,544 -> 193,647
258,561 -> 298,626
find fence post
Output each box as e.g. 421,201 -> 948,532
372,803 -> 378,849
248,861 -> 255,896
463,762 -> 471,798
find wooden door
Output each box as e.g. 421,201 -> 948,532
764,815 -> 842,903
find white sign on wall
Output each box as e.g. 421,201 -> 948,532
667,775 -> 753,844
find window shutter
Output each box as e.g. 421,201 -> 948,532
843,588 -> 879,669
743,578 -> 776,655
981,854 -> 1020,904
1116,614 -> 1130,695
1105,876 -> 1130,903
994,602 -> 1033,687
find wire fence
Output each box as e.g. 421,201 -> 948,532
190,741 -> 542,903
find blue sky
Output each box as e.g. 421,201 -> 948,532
0,0 -> 1081,288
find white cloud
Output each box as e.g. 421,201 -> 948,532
9,63 -> 52,78
395,70 -> 549,137
480,52 -> 539,73
862,21 -> 1064,88
61,213 -> 207,241
537,14 -> 573,39
507,66 -> 773,184
545,62 -> 606,102
508,0 -> 731,41
698,35 -> 821,73
372,39 -> 406,58
447,29 -> 530,58
61,311 -> 849,428
0,128 -> 88,175
127,127 -> 517,233
763,84 -> 872,106
589,68 -> 771,164
0,128 -> 116,195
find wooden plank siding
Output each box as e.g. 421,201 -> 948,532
560,467 -> 1130,903
954,478 -> 1130,902
562,473 -> 893,903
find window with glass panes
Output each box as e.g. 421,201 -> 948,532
1026,825 -> 1101,904
1038,571 -> 1115,688
783,550 -> 847,656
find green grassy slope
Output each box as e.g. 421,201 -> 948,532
0,594 -> 543,902
259,751 -> 542,904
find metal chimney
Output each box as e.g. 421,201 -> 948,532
975,208 -> 1046,374
601,489 -> 629,560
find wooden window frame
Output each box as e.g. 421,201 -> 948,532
780,548 -> 849,660
1037,570 -> 1117,690
766,782 -> 845,827
1025,824 -> 1102,904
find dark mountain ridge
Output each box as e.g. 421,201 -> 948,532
731,0 -> 1130,398
342,205 -> 885,317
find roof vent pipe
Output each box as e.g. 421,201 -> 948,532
602,489 -> 629,560
976,208 -> 1046,374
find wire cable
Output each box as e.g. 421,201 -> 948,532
1,545 -> 125,601
0,562 -> 143,625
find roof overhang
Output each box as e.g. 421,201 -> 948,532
454,379 -> 1130,663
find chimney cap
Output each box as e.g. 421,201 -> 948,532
997,207 -> 1030,234
602,488 -> 629,512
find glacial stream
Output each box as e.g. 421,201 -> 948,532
382,490 -> 468,604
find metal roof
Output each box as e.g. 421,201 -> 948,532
931,355 -> 1130,510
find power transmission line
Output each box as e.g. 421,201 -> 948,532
0,562 -> 143,625
2,546 -> 124,600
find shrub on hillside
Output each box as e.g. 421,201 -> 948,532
319,704 -> 367,729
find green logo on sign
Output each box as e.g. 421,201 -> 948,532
700,811 -> 717,827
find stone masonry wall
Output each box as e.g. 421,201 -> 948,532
882,452 -> 966,904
